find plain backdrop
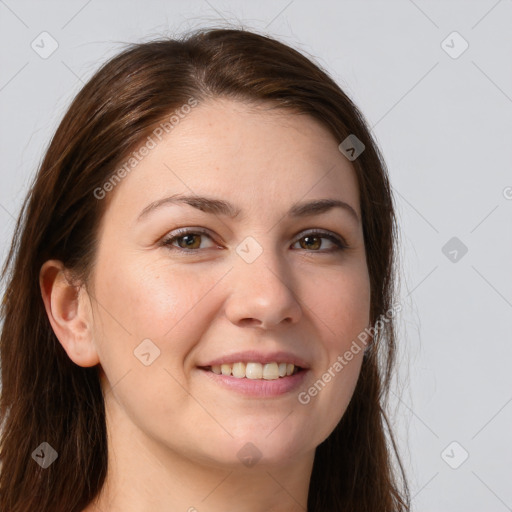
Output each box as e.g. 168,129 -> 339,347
1,1 -> 511,510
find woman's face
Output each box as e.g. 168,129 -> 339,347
87,97 -> 371,470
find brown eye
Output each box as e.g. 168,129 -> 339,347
293,231 -> 347,253
161,228 -> 348,256
298,235 -> 322,251
175,233 -> 202,249
161,228 -> 216,252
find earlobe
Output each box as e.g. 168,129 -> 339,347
39,260 -> 100,368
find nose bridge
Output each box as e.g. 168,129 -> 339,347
224,232 -> 303,328
234,230 -> 287,280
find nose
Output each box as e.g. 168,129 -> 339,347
224,242 -> 303,329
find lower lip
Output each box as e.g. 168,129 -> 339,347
198,368 -> 309,397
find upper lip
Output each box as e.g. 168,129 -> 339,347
198,350 -> 310,369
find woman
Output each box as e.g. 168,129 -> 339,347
0,27 -> 410,511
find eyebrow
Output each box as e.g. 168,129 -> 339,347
137,194 -> 360,224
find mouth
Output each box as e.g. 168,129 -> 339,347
197,362 -> 309,398
198,362 -> 304,380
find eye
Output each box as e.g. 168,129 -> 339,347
292,230 -> 348,253
160,228 -> 348,255
161,228 -> 217,252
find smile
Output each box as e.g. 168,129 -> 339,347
201,361 -> 301,380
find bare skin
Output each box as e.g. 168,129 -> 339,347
40,97 -> 371,512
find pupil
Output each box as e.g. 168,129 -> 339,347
180,234 -> 199,248
304,236 -> 319,249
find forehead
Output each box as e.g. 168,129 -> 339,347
104,97 -> 361,223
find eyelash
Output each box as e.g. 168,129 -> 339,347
160,228 -> 348,255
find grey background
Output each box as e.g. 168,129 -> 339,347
1,0 -> 511,510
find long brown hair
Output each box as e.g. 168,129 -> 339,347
0,27 -> 410,511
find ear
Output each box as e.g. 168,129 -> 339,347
39,259 -> 100,367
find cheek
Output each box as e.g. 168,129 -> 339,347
92,256 -> 229,376
92,258 -> 221,417
95,256 -> 215,338
312,350 -> 365,445
304,262 -> 371,348
298,264 -> 370,433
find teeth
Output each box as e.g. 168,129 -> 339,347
208,362 -> 299,379
246,362 -> 263,379
263,363 -> 280,380
232,362 -> 245,378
